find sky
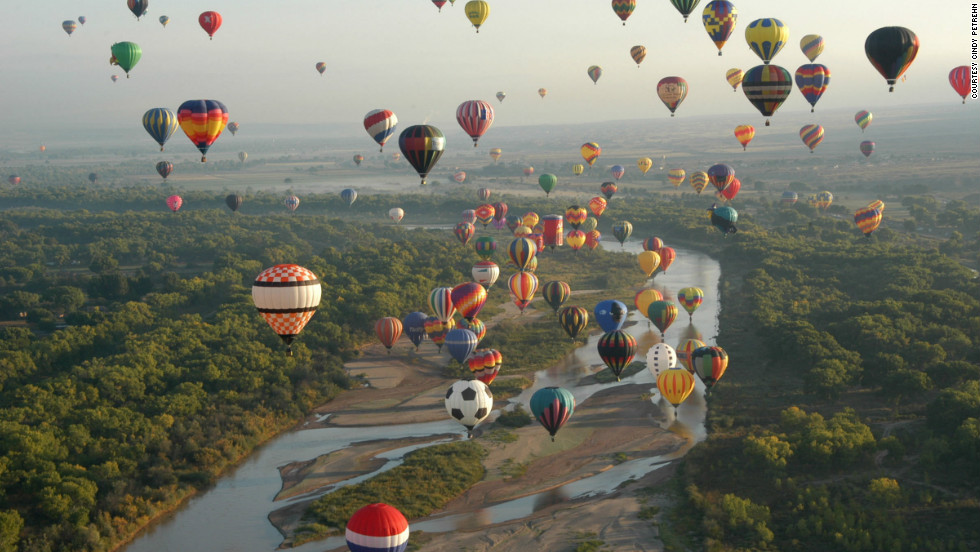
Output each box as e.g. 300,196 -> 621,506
0,0 -> 974,150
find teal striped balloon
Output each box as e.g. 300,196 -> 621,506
142,108 -> 178,151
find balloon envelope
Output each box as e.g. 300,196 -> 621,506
252,264 -> 322,355
530,387 -> 575,440
865,26 -> 919,92
398,125 -> 445,185
345,503 -> 409,552
594,299 -> 628,332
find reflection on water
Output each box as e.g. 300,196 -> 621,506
123,242 -> 720,552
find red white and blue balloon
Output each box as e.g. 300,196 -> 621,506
345,503 -> 409,552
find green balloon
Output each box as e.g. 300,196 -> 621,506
110,42 -> 142,76
538,173 -> 557,196
580,216 -> 598,233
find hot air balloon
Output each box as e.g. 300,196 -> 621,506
492,201 -> 508,222
375,317 -> 403,353
630,45 -> 647,67
637,157 -> 653,174
657,368 -> 696,407
446,328 -> 479,364
638,250 -> 661,278
111,75 -> 119,83
428,287 -> 456,324
949,66 -> 971,103
496,91 -> 506,103
702,1 -> 737,56
854,110 -> 872,132
742,64 -> 793,126
8,175 -> 20,185
508,271 -> 538,313
646,300 -> 678,337
659,247 -> 676,272
709,204 -> 738,235
388,207 -> 405,223
199,11 -> 222,39
538,173 -> 557,196
581,142 -> 601,167
642,236 -> 663,252
667,168 -> 686,187
691,346 -> 728,389
608,165 -> 624,181
155,161 -> 173,179
669,0 -> 701,22
594,299 -> 627,333
566,230 -> 586,251
854,206 -> 883,237
587,65 -> 603,84
159,15 -> 170,27
474,236 -> 497,260
734,125 -> 755,150
589,196 -> 607,217
468,349 -> 498,384
707,163 -> 734,192
475,188 -> 490,202
353,154 -> 364,166
457,100 -> 494,146
676,338 -> 706,373
142,108 -> 178,151
464,0 -> 490,32
345,503 -> 410,552
542,215 -> 564,249
403,312 -> 428,350
647,343 -> 678,378
597,330 -> 637,381
284,195 -> 300,212
110,42 -> 142,78
78,16 -> 86,25
542,281 -> 571,313
558,306 -> 589,339
600,181 -> 618,200
690,171 -> 709,194
530,387 -> 575,441
585,230 -> 601,250
489,147 -> 502,162
508,237 -> 537,271
612,221 -> 632,245
238,151 -> 248,164
461,209 -> 477,225
455,222 -> 476,246
340,188 -> 357,207
780,190 -> 798,205
425,316 -> 454,352
451,282 -> 487,321
166,195 -> 182,213
865,26 -> 919,92
399,125 -> 445,186
433,0 -> 448,11
472,260 -> 500,289
745,18 -> 789,63
87,172 -> 98,184
677,287 -> 703,319
177,99 -> 229,162
725,68 -> 743,91
127,0 -> 148,19
799,124 -> 824,153
800,34 -> 825,61
62,20 -> 77,36
538,88 -> 548,98
227,122 -> 239,136
252,264 -> 322,356
364,109 -> 398,152
815,191 -> 833,210
795,64 -> 831,112
445,379 -> 492,437
634,288 -> 663,319
475,204 -> 495,227
611,0 -> 636,25
225,194 -> 243,212
523,166 -> 535,177
563,206 -> 586,230
860,140 -> 875,158
657,77 -> 689,116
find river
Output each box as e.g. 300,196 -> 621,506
122,240 -> 720,552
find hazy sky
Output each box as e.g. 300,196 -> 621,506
0,0 -> 973,149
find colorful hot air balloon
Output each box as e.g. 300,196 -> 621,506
508,271 -> 538,313
815,190 -> 833,210
538,173 -> 557,196
496,91 -> 506,103
742,64 -> 793,126
702,1 -> 737,56
455,222 -> 476,246
612,221 -> 632,245
109,42 -> 142,78
523,166 -> 535,177
284,195 -> 300,212
709,204 -> 738,235
585,230 -> 601,250
78,16 -> 86,25
594,299 -> 627,333
677,287 -> 704,319
345,503 -> 410,552
8,175 -> 20,185
647,300 -> 678,337
492,201 -> 508,222
155,161 -> 173,179
314,62 -> 327,75
468,349 -> 499,384
375,317 -> 404,353
445,379 -> 492,437
199,11 -> 222,39
860,140 -> 875,158
451,282 -> 487,321
433,0 -> 448,11
558,306 -> 589,339
588,196 -> 607,217
489,147 -> 502,162
522,211 -> 539,228
398,125 -> 445,186
800,34 -> 825,61
707,163 -> 734,192
62,20 -> 77,36
949,66 -> 971,103
642,237 -> 663,252
691,346 -> 728,389
637,157 -> 653,174
781,190 -> 798,205
464,0 -> 490,32
472,260 -> 500,289
508,237 -> 537,271
799,124 -> 824,153
166,195 -> 182,213
227,122 -> 239,136
734,125 -> 755,150
677,338 -> 706,373
225,194 -> 243,212
341,188 -> 357,206
530,387 -> 575,441
566,230 -> 586,251
657,368 -> 696,407
611,0 -> 636,25
127,0 -> 148,19
597,330 -> 637,381
475,204 -> 495,227
364,109 -> 398,151
630,45 -> 647,67
657,77 -> 689,116
854,206 -> 883,237
638,250 -> 661,278
353,154 -> 364,166
388,207 -> 405,223
252,264 -> 322,356
446,328 -> 479,364
587,65 -> 603,84
634,288 -> 663,318
425,316 -> 454,352
854,110 -> 872,132
177,99 -> 229,162
795,64 -> 831,112
725,68 -> 743,91
745,18 -> 789,64
659,247 -> 676,272
428,287 -> 456,324
667,168 -> 686,187
457,100 -> 494,146
111,75 -> 119,83
865,26 -> 919,92
581,142 -> 601,167
238,151 -> 248,163
690,171 -> 709,194
564,206 -> 588,229
538,88 -> 548,98
142,108 -> 179,151
402,312 -> 428,351
669,0 -> 701,22
542,280 -> 571,313
159,15 -> 170,27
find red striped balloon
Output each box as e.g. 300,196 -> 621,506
456,100 -> 495,147
375,317 -> 403,352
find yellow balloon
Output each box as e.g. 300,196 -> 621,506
657,368 -> 696,407
465,1 -> 490,32
637,157 -> 653,174
634,288 -> 663,317
572,163 -> 585,176
638,250 -> 661,277
744,18 -> 789,64
522,212 -> 539,228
